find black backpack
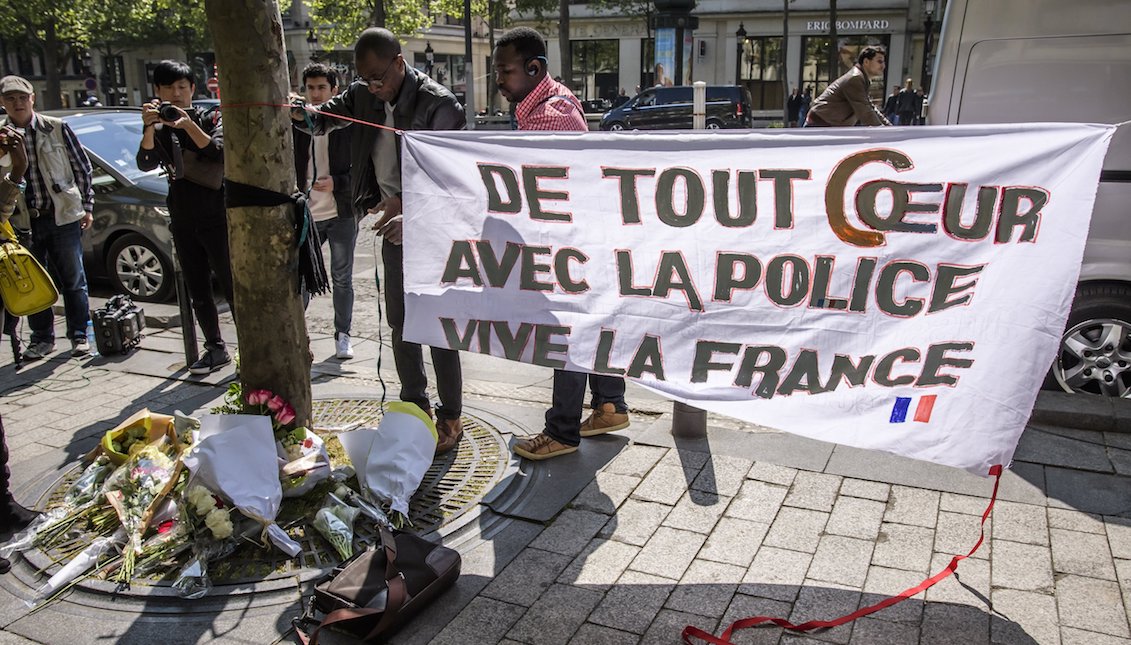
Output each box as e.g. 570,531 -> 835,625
91,294 -> 145,355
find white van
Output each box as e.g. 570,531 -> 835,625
929,0 -> 1131,397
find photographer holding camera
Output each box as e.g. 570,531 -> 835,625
138,60 -> 235,375
0,75 -> 95,360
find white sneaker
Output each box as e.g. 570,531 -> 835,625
335,334 -> 354,360
71,338 -> 91,357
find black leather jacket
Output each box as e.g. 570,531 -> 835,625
293,126 -> 355,218
302,65 -> 465,212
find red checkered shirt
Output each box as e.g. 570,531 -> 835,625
514,75 -> 587,132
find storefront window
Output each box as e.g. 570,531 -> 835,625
739,36 -> 783,110
413,52 -> 466,104
800,35 -> 890,103
570,39 -> 618,101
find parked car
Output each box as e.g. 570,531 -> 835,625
600,85 -> 753,131
192,98 -> 221,126
581,98 -> 611,114
930,0 -> 1131,397
49,107 -> 176,302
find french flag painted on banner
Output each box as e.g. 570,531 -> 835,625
890,395 -> 938,424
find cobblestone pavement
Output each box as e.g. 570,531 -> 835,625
0,233 -> 1128,644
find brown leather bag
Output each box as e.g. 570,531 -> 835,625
295,526 -> 461,644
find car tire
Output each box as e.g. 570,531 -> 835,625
606,121 -> 626,131
1049,282 -> 1131,397
706,118 -> 723,130
106,233 -> 174,303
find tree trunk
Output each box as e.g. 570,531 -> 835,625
203,0 -> 312,427
558,0 -> 571,90
42,21 -> 61,110
372,0 -> 386,28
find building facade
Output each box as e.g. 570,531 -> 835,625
518,0 -> 941,119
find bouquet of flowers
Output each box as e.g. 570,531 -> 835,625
311,493 -> 360,560
338,402 -> 437,529
170,485 -> 241,599
213,385 -> 330,497
102,438 -> 184,587
182,414 -> 302,558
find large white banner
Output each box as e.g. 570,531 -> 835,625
400,124 -> 1114,475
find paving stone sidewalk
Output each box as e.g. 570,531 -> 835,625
0,271 -> 1129,643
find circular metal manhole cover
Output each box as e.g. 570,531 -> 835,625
27,399 -> 509,594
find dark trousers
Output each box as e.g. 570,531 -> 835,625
28,215 -> 89,344
545,371 -> 627,447
382,238 -> 462,420
168,182 -> 234,348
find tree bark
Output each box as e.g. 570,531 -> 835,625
558,0 -> 571,89
372,0 -> 386,28
203,0 -> 312,427
42,20 -> 61,110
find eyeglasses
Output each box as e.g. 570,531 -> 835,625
356,54 -> 401,89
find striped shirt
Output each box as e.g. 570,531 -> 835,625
23,113 -> 95,213
513,75 -> 587,132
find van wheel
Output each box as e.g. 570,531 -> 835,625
107,233 -> 174,303
1050,283 -> 1131,397
606,122 -> 626,131
706,119 -> 723,130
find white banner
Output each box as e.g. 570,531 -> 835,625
400,124 -> 1114,475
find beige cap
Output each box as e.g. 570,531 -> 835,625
0,76 -> 33,95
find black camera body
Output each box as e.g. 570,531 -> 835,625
158,102 -> 182,122
92,294 -> 145,355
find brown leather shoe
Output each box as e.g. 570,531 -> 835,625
579,403 -> 630,437
434,418 -> 464,455
513,433 -> 578,461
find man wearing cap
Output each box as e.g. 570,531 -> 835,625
0,75 -> 95,359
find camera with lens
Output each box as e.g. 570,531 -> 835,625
157,102 -> 182,121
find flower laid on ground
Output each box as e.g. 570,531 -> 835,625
312,495 -> 360,560
204,508 -> 234,539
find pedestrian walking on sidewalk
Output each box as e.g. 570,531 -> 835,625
293,63 -> 359,361
1,75 -> 95,360
294,28 -> 467,456
493,27 -> 632,461
805,47 -> 891,127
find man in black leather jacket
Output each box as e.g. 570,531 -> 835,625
294,28 -> 467,455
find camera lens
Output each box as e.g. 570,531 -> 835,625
158,102 -> 181,121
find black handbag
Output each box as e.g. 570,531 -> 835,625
295,526 -> 461,644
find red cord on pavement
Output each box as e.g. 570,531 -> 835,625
682,464 -> 1004,645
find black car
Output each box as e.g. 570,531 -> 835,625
600,85 -> 754,131
50,108 -> 176,302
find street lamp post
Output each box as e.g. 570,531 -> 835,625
921,0 -> 937,92
734,23 -> 746,86
305,21 -> 319,62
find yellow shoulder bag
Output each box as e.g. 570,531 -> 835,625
0,219 -> 58,316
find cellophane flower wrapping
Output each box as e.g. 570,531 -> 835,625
182,414 -> 301,557
312,494 -> 360,560
102,440 -> 182,557
276,427 -> 330,498
338,402 -> 437,520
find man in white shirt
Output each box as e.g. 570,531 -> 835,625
293,63 -> 358,359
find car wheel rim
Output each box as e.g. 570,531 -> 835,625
707,122 -> 721,129
610,124 -> 624,131
1053,317 -> 1131,397
114,244 -> 164,298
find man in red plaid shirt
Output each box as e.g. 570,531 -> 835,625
494,27 -> 632,461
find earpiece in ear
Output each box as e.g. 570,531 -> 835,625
527,67 -> 538,77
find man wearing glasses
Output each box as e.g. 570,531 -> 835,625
293,27 -> 467,456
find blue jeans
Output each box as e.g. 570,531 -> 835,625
28,217 -> 89,344
545,371 -> 627,447
316,216 -> 358,336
